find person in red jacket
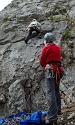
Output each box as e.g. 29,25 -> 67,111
40,32 -> 63,125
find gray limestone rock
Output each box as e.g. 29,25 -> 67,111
0,0 -> 75,118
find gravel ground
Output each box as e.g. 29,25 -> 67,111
0,102 -> 75,125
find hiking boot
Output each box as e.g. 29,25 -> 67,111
40,118 -> 45,125
49,121 -> 57,125
45,120 -> 57,125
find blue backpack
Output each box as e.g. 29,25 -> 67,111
20,111 -> 46,125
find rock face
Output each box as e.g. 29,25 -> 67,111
0,0 -> 75,119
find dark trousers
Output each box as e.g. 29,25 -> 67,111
45,74 -> 61,122
25,27 -> 41,43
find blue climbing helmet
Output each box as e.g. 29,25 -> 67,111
44,32 -> 55,43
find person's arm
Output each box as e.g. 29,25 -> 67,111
37,22 -> 41,30
40,47 -> 46,68
26,23 -> 32,31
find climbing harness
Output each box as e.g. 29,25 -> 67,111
45,62 -> 63,84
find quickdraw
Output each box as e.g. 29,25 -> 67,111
52,64 -> 63,84
45,63 -> 63,84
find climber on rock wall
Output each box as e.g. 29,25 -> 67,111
25,19 -> 42,44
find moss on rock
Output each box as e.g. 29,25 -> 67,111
61,29 -> 71,41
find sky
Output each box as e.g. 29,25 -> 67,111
0,0 -> 13,11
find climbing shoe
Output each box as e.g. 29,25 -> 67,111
24,38 -> 28,44
25,40 -> 27,44
45,121 -> 57,125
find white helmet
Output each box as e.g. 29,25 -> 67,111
32,19 -> 37,22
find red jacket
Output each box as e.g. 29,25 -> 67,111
40,43 -> 61,69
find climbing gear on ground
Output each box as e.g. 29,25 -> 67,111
45,62 -> 63,83
44,33 -> 55,43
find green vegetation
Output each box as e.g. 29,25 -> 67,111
53,2 -> 67,14
4,13 -> 9,22
50,15 -> 67,22
48,1 -> 75,27
62,29 -> 71,41
68,18 -> 75,27
49,13 -> 75,25
2,22 -> 7,27
1,13 -> 9,27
